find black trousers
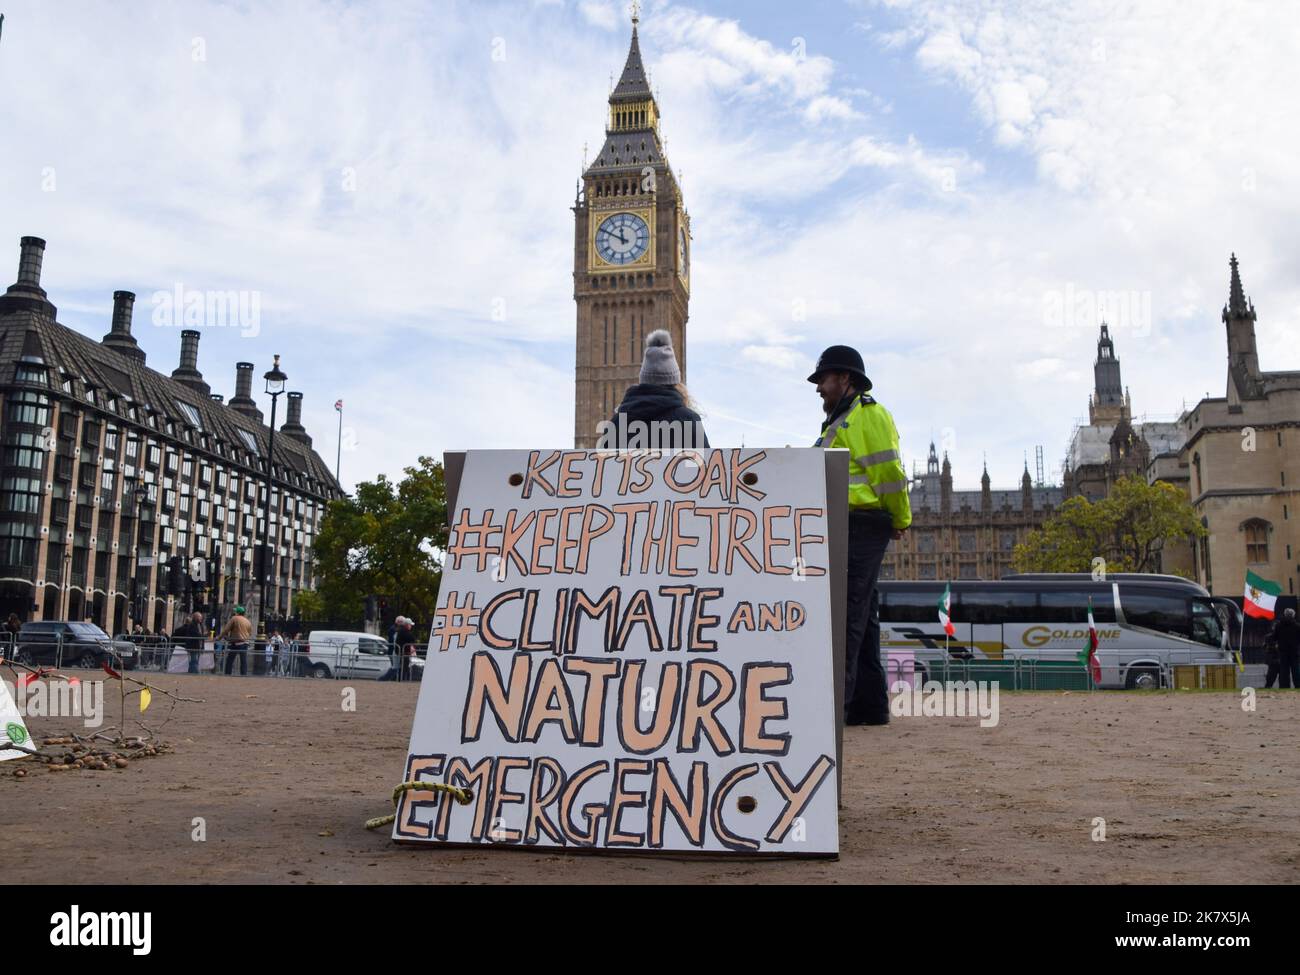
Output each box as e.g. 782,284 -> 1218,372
223,642 -> 249,675
1267,651 -> 1300,688
845,509 -> 895,724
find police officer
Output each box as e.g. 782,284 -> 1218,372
810,345 -> 911,726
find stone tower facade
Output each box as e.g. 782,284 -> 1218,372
573,10 -> 690,447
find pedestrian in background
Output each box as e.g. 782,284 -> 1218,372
1266,607 -> 1300,688
219,606 -> 253,676
394,616 -> 418,682
267,631 -> 285,675
173,611 -> 207,674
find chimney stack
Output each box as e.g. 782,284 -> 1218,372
102,290 -> 147,364
170,329 -> 211,396
0,236 -> 57,317
17,237 -> 45,287
229,361 -> 263,422
281,391 -> 311,446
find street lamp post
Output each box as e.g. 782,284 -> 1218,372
128,480 -> 148,628
61,551 -> 71,619
259,355 -> 287,632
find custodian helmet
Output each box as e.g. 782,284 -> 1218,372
808,345 -> 871,391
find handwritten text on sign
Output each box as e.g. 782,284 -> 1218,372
397,448 -> 839,854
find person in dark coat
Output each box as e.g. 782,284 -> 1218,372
603,330 -> 708,450
1266,608 -> 1300,688
4,613 -> 21,655
173,611 -> 207,675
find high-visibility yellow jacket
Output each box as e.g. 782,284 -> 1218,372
815,393 -> 912,530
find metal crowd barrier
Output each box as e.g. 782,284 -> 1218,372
167,639 -> 428,683
889,655 -> 1099,692
0,632 -> 147,672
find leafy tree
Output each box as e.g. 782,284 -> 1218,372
308,456 -> 449,629
1012,475 -> 1204,574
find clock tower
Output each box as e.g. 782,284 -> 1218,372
573,5 -> 690,447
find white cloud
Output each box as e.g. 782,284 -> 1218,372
804,95 -> 861,124
579,0 -> 619,30
741,344 -> 803,370
650,6 -> 837,103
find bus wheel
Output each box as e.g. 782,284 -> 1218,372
1126,666 -> 1161,690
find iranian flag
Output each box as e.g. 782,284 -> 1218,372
937,583 -> 955,637
1244,570 -> 1281,619
1077,596 -> 1101,684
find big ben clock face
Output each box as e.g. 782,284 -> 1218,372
595,212 -> 650,266
678,226 -> 689,278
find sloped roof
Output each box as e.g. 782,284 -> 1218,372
586,129 -> 669,175
611,26 -> 652,103
0,307 -> 340,497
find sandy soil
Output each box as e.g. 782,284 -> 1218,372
4,674 -> 1298,884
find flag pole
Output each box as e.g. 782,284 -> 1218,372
944,580 -> 950,666
1238,602 -> 1246,674
335,402 -> 343,486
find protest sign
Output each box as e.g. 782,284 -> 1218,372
396,447 -> 844,855
1,678 -> 33,761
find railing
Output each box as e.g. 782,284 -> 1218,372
138,638 -> 427,683
886,651 -> 1101,691
0,631 -> 141,671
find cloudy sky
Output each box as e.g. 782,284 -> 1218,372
2,0 -> 1297,492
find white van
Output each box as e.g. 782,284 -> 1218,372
300,630 -> 424,680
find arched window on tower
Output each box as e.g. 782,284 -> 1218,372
1243,518 -> 1270,564
1192,452 -> 1202,495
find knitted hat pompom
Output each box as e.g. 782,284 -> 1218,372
640,329 -> 681,385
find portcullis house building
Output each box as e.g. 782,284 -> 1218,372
0,236 -> 341,633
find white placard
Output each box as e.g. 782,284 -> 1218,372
1,679 -> 33,761
396,448 -> 839,855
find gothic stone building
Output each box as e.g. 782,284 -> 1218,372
1164,255 -> 1300,597
880,443 -> 1064,581
0,236 -> 341,633
1058,256 -> 1299,594
1062,323 -> 1182,503
573,12 -> 691,448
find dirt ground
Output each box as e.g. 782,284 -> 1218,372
4,674 -> 1298,884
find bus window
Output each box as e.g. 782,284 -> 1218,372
881,588 -> 944,622
1039,590 -> 1116,624
958,589 -> 1037,624
1191,598 -> 1224,648
1122,591 -> 1190,639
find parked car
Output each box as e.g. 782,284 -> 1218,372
299,630 -> 423,680
14,621 -> 139,670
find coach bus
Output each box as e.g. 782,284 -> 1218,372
878,574 -> 1241,689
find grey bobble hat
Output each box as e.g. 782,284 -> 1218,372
639,329 -> 681,385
